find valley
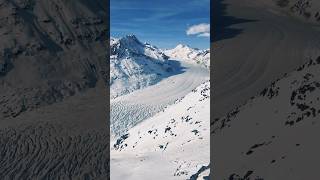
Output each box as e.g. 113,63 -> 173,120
110,35 -> 210,179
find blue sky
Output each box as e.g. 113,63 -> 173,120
111,0 -> 210,49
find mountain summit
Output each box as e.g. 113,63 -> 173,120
111,35 -> 168,61
165,44 -> 210,68
110,35 -> 172,98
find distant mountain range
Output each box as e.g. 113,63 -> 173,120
164,44 -> 210,68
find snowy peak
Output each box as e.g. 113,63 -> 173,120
175,44 -> 191,49
110,35 -> 172,98
165,44 -> 210,68
111,35 -> 168,61
118,35 -> 143,51
110,35 -> 144,58
122,34 -> 140,42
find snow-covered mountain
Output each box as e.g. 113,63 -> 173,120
213,57 -> 320,179
111,81 -> 210,180
110,35 -> 173,98
165,44 -> 210,68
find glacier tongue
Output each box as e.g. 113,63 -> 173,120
110,60 -> 209,137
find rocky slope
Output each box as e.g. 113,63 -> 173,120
0,0 -> 108,118
110,35 -> 172,98
212,57 -> 320,179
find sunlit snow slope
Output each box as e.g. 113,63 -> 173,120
111,81 -> 210,180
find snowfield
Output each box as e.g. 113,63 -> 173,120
111,81 -> 210,180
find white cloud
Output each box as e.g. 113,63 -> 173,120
186,23 -> 210,37
197,32 -> 210,37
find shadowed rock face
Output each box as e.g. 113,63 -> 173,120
0,0 -> 108,118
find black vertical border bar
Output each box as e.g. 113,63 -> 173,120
107,0 -> 111,179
